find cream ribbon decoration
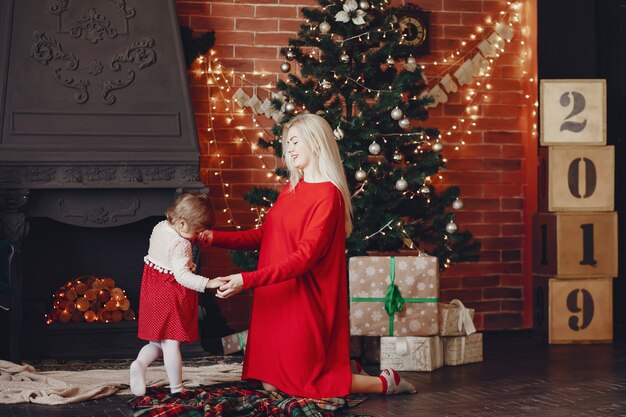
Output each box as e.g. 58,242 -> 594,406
450,299 -> 477,335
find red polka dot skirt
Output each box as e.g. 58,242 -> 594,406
137,263 -> 199,343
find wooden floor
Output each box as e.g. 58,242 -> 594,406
2,331 -> 626,416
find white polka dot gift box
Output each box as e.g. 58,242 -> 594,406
348,255 -> 440,337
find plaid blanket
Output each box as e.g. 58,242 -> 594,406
129,382 -> 372,417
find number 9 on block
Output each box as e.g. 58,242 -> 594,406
540,79 -> 606,146
534,276 -> 613,344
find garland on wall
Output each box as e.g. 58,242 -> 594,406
195,0 -> 534,228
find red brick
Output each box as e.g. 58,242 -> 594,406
235,46 -> 280,59
439,275 -> 462,289
462,275 -> 500,288
279,19 -> 305,32
443,0 -> 483,12
191,16 -> 234,31
440,288 -> 483,301
484,287 -> 522,299
236,18 -> 278,31
175,2 -> 211,15
255,33 -> 294,46
212,4 -> 255,17
462,300 -> 501,312
255,5 -> 298,19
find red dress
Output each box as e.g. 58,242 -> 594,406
137,264 -> 199,343
137,221 -> 207,343
212,180 -> 352,398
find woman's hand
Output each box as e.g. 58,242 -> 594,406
216,273 -> 244,299
195,230 -> 213,246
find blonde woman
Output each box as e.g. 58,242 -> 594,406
201,114 -> 415,398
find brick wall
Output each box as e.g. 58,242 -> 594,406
176,0 -> 538,332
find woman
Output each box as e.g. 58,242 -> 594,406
203,114 -> 415,398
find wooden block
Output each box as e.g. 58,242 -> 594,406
534,276 -> 613,344
539,146 -> 614,212
532,212 -> 618,278
540,79 -> 606,146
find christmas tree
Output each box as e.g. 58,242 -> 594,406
231,0 -> 479,271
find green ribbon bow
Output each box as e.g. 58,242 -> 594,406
384,257 -> 405,333
237,332 -> 246,351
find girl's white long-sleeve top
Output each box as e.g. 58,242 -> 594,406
143,220 -> 209,292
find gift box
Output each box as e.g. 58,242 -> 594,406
443,332 -> 483,366
221,330 -> 248,354
349,255 -> 439,336
380,336 -> 443,372
438,299 -> 476,336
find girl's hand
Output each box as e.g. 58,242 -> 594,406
216,274 -> 244,299
195,230 -> 213,246
205,277 -> 224,290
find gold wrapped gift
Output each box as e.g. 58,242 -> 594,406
438,299 -> 476,336
443,332 -> 483,366
380,336 -> 443,372
349,255 -> 439,337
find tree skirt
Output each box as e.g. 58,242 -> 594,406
129,382 -> 372,417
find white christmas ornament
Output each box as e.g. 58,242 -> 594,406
284,102 -> 296,114
319,21 -> 331,33
355,169 -> 367,181
280,61 -> 291,73
320,79 -> 332,90
333,126 -> 344,140
398,117 -> 410,129
385,56 -> 395,67
368,141 -> 381,155
359,1 -> 370,10
395,177 -> 408,191
406,55 -> 416,66
432,142 -> 443,153
286,50 -> 295,61
452,198 -> 464,210
335,0 -> 366,25
391,107 -> 403,121
340,52 -> 350,63
420,185 -> 430,194
446,221 -> 458,234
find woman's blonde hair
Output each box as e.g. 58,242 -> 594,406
166,192 -> 216,230
281,113 -> 353,236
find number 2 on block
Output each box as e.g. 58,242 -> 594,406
559,91 -> 587,133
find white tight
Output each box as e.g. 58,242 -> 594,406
130,340 -> 183,395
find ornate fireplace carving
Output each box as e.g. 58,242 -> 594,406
0,0 -> 204,360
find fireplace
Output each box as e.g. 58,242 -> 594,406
0,0 -> 206,360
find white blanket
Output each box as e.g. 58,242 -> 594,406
0,359 -> 242,405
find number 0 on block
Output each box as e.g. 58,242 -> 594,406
540,79 -> 606,146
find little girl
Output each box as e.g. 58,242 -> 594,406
130,192 -> 222,396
